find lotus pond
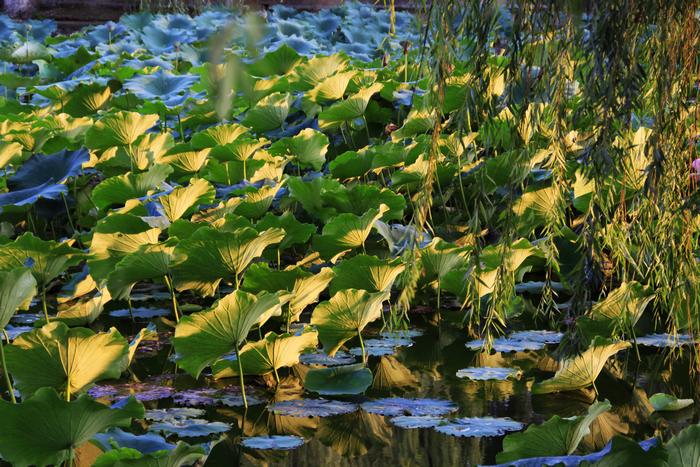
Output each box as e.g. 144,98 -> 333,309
0,1 -> 699,466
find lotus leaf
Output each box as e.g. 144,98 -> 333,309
304,363 -> 373,395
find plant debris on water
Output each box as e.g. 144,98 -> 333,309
0,0 -> 698,465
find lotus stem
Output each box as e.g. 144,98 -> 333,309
234,344 -> 248,408
358,329 -> 367,365
41,285 -> 50,323
61,192 -> 76,236
127,296 -> 134,322
66,446 -> 73,467
0,331 -> 16,404
164,275 -> 180,322
272,366 -> 280,385
66,372 -> 71,402
362,115 -> 371,143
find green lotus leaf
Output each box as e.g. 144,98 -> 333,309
310,289 -> 385,356
307,70 -> 357,103
159,179 -> 215,222
474,238 -> 540,298
100,132 -> 174,173
85,111 -> 159,150
318,83 -> 382,130
242,92 -> 293,133
321,184 -> 405,221
532,339 -> 631,394
172,226 -> 283,295
4,321 -> 129,397
88,214 -> 161,283
289,54 -> 348,90
62,83 -> 112,117
213,328 -> 318,378
312,205 -> 388,261
667,424 -> 700,466
248,44 -> 302,77
496,400 -> 611,463
390,107 -> 437,142
269,128 -> 329,171
155,145 -> 210,178
304,363 -> 373,395
285,175 -> 342,221
420,238 -> 469,282
512,185 -> 564,235
591,436 -> 668,467
255,211 -> 316,251
0,387 -> 143,467
53,287 -> 111,326
329,149 -> 374,180
92,441 -> 205,467
210,138 -> 267,163
0,141 -> 23,169
106,242 -> 178,300
190,123 -> 249,149
0,232 -> 84,289
330,255 -> 404,298
11,41 -> 50,62
173,290 -> 282,378
92,164 -> 173,210
649,393 -> 694,412
234,183 -> 284,219
0,268 -> 36,330
205,159 -> 266,185
589,281 -> 654,327
572,170 -> 595,213
243,263 -> 334,323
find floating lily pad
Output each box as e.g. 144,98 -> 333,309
299,350 -> 356,366
349,337 -> 413,357
380,329 -> 423,339
361,398 -> 458,417
268,398 -> 358,417
456,367 -> 523,381
649,393 -> 694,412
304,363 -> 373,395
172,386 -> 262,407
11,313 -> 43,325
390,415 -> 443,429
466,337 -> 546,352
508,330 -> 564,344
241,435 -> 305,450
635,333 -> 696,348
109,307 -> 170,320
88,381 -> 175,402
145,408 -> 205,422
149,418 -> 231,438
434,417 -> 524,437
3,325 -> 33,341
92,428 -> 175,453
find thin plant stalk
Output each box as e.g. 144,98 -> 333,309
357,329 -> 367,365
0,331 -> 16,404
234,344 -> 248,408
163,275 -> 180,322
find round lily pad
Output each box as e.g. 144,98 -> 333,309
635,333 -> 696,348
508,330 -> 563,344
172,386 -> 262,407
145,408 -> 206,422
267,398 -> 358,417
456,367 -> 522,381
390,415 -> 443,429
361,398 -> 458,417
3,325 -> 33,341
88,381 -> 175,402
241,435 -> 305,450
380,329 -> 423,339
466,337 -> 546,353
434,417 -> 524,437
149,418 -> 231,438
11,313 -> 43,325
109,307 -> 170,320
349,337 -> 413,357
299,350 -> 356,366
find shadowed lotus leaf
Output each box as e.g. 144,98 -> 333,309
435,417 -> 524,437
304,363 -> 372,395
299,350 -> 356,367
268,398 -> 357,417
649,393 -> 694,412
361,398 -> 457,417
0,267 -> 36,329
149,418 -> 231,438
241,435 -> 304,451
92,441 -> 205,467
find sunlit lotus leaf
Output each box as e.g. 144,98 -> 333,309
172,226 -> 284,296
149,418 -> 231,438
156,145 -> 210,178
268,398 -> 357,417
4,321 -> 129,397
0,233 -> 83,289
92,441 -> 205,467
53,287 -> 111,326
101,132 -> 174,173
205,159 -> 265,185
589,281 -> 654,327
318,82 -> 383,130
0,388 -> 143,467
372,356 -> 417,391
88,214 -> 161,283
213,329 -> 318,378
241,435 -> 304,450
307,70 -> 356,103
172,386 -> 261,407
329,254 -> 404,299
244,264 -> 334,323
456,367 -> 522,381
420,238 -> 468,283
474,238 -> 539,298
159,178 -> 215,222
390,107 -> 437,142
290,54 -> 348,90
269,128 -> 329,171
85,112 -> 159,150
435,417 -> 524,437
124,70 -> 199,108
173,290 -> 281,378
304,363 -> 373,395
92,164 -> 173,210
361,398 -> 457,417
256,211 -> 315,251
635,333 -> 696,347
512,185 -> 564,234
190,123 -> 249,149
311,289 -> 384,356
10,41 -> 50,62
234,183 -> 284,219
0,141 -> 23,169
62,84 -> 112,117
496,400 -> 611,462
248,44 -> 302,76
92,428 -> 174,454
210,138 -> 267,163
0,268 -> 36,329
242,92 -> 293,133
532,339 -> 630,394
299,351 -> 356,367
312,204 -> 388,261
88,381 -> 175,402
649,393 -> 694,412
106,241 -> 178,300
